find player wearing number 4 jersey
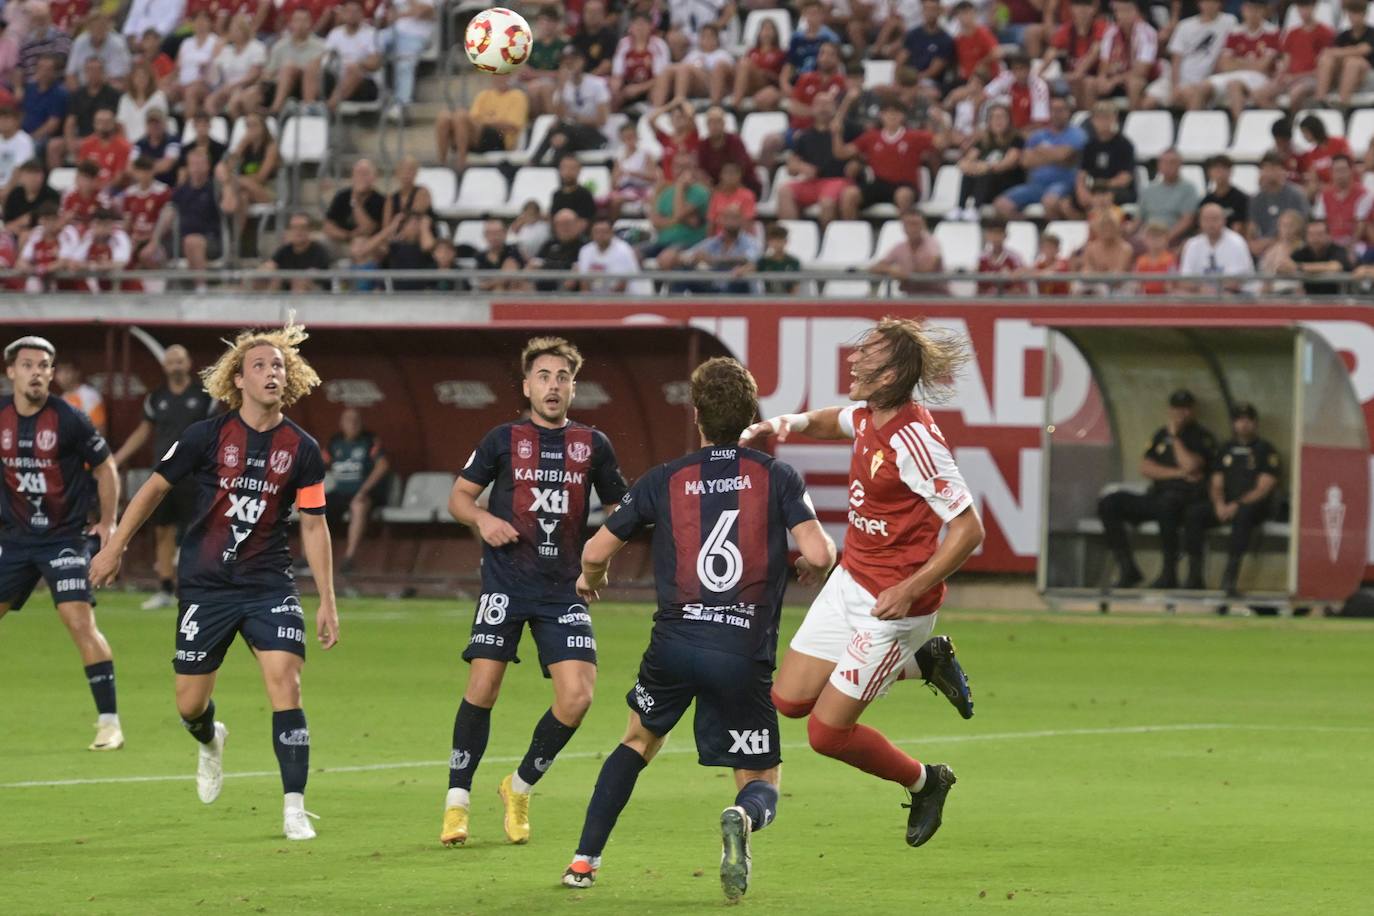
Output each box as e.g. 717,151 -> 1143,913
562,358 -> 836,903
440,337 -> 628,849
740,317 -> 982,849
92,322 -> 340,842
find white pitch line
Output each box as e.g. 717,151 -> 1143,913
3,722 -> 1368,790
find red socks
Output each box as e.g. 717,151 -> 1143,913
770,689 -> 815,719
806,715 -> 923,787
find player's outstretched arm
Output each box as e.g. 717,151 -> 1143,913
90,471 -> 173,587
578,526 -> 627,601
298,512 -> 340,649
89,456 -> 121,551
739,406 -> 851,447
791,519 -> 837,587
449,477 -> 519,546
871,507 -> 985,620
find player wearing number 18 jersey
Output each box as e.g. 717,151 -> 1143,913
562,357 -> 836,903
741,317 -> 982,850
440,337 -> 628,849
92,322 -> 340,842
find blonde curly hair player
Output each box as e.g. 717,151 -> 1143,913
739,316 -> 983,851
91,319 -> 338,842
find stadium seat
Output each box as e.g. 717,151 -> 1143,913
933,221 -> 981,271
577,165 -> 613,198
873,220 -> 905,259
228,115 -> 277,149
278,115 -> 329,164
1227,110 -> 1285,162
379,472 -> 457,524
181,115 -> 229,145
418,167 -> 460,217
862,59 -> 896,88
1176,111 -> 1231,162
1295,109 -> 1346,150
454,166 -> 510,218
757,166 -> 786,217
815,220 -> 875,267
1044,220 -> 1088,257
1231,164 -> 1259,196
47,167 -> 76,194
738,8 -> 792,53
512,114 -> 557,164
1007,220 -> 1039,265
694,111 -> 738,137
1348,108 -> 1374,155
921,164 -> 962,217
741,111 -> 787,160
500,167 -> 560,217
778,219 -> 819,263
453,219 -> 486,250
1180,164 -> 1206,196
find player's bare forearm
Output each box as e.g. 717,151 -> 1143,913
792,519 -> 836,586
740,406 -> 850,447
299,514 -> 338,645
874,508 -> 983,619
93,457 -> 121,529
578,527 -> 626,600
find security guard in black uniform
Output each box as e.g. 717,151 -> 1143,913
1099,389 -> 1217,589
1183,402 -> 1281,595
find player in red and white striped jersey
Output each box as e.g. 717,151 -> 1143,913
740,317 -> 983,849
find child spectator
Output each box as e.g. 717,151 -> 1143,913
1134,221 -> 1178,294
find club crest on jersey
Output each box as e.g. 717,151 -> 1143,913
270,449 -> 293,475
222,444 -> 240,468
35,429 -> 57,452
1,429 -> 11,450
869,449 -> 884,478
568,441 -> 591,463
517,438 -> 533,460
935,477 -> 959,501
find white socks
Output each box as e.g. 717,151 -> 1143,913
907,763 -> 928,794
97,713 -> 120,726
510,772 -> 534,795
284,792 -> 305,812
446,787 -> 471,809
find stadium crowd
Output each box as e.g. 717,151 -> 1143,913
2,0 -> 1374,292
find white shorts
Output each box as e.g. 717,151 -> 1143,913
1207,71 -> 1270,96
789,566 -> 938,702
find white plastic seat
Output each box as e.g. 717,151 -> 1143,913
227,115 -> 277,150
181,115 -> 229,145
1348,108 -> 1374,155
694,111 -> 739,137
499,167 -> 560,218
418,166 -> 459,216
933,221 -> 981,271
278,115 -> 328,164
738,9 -> 792,53
862,59 -> 896,88
1180,164 -> 1206,196
778,218 -> 819,264
577,165 -> 613,198
512,114 -> 557,163
454,166 -> 509,217
920,164 -> 962,216
379,472 -> 457,524
1176,111 -> 1231,162
1123,111 -> 1177,162
1007,220 -> 1039,265
453,219 -> 487,250
1227,110 -> 1285,162
741,111 -> 787,160
1230,163 -> 1259,196
1044,220 -> 1088,257
47,167 -> 77,193
815,220 -> 875,267
874,220 -> 906,260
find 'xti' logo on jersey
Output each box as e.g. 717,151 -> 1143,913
728,729 -> 771,755
225,493 -> 267,524
15,472 -> 46,494
530,487 -> 569,514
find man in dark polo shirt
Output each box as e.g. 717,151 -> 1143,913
164,147 -> 222,284
261,211 -> 333,290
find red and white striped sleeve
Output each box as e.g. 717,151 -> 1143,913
890,421 -> 973,523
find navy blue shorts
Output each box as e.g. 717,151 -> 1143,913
173,593 -> 307,675
461,591 -> 597,676
628,632 -> 781,769
0,537 -> 95,611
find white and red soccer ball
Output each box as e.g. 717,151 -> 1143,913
465,8 -> 532,74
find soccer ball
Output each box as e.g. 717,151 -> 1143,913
465,8 -> 533,74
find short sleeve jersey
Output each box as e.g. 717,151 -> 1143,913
325,432 -> 386,497
143,383 -> 216,459
460,419 -> 627,603
1144,421 -> 1216,493
155,412 -> 327,602
836,401 -> 974,617
605,445 -> 817,664
1216,436 -> 1280,503
0,395 -> 110,543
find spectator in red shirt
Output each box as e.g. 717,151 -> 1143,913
1297,114 -> 1353,195
48,0 -> 90,36
706,161 -> 757,235
695,105 -> 760,198
952,1 -> 1001,81
977,50 -> 1051,129
59,159 -> 107,227
136,29 -> 175,82
832,92 -> 935,219
17,199 -> 63,289
1089,0 -> 1158,109
976,217 -> 1027,295
60,206 -> 132,292
610,12 -> 670,110
122,155 -> 172,268
1207,0 -> 1281,122
1045,0 -> 1108,106
75,108 -> 131,190
648,99 -> 699,182
1134,221 -> 1178,295
1318,154 -> 1372,248
731,16 -> 786,112
1032,232 -> 1073,295
788,41 -> 847,132
1260,0 -> 1335,111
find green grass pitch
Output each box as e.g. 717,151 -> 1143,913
2,594 -> 1372,914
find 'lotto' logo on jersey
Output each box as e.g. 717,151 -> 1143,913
270,449 -> 293,474
568,441 -> 591,463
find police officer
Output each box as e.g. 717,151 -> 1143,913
1183,403 -> 1280,595
1099,389 -> 1216,589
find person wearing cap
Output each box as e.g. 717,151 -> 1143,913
1182,403 -> 1280,595
1098,389 -> 1217,590
529,44 -> 610,167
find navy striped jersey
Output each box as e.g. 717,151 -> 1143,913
325,432 -> 386,497
605,445 -> 817,664
0,395 -> 111,543
460,419 -> 627,602
155,412 -> 327,602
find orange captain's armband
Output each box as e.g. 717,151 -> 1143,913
298,482 -> 327,510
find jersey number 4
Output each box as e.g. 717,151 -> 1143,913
179,604 -> 201,642
697,509 -> 743,593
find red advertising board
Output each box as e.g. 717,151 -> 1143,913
1297,446 -> 1370,599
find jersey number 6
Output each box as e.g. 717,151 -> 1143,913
697,509 -> 743,593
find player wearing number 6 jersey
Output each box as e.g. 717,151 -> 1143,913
440,337 -> 628,849
91,322 -> 339,842
739,317 -> 983,849
562,358 -> 836,903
